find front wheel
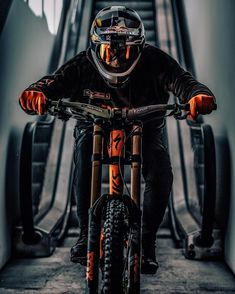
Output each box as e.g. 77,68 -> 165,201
101,199 -> 127,294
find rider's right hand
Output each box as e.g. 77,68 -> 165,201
19,90 -> 47,115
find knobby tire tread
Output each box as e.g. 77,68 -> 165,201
101,199 -> 125,294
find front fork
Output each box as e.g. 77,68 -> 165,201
128,122 -> 142,293
86,122 -> 103,293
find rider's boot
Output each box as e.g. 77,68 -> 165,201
141,233 -> 159,274
70,225 -> 88,265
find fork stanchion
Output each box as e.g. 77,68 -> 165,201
86,121 -> 104,293
90,121 -> 104,206
128,122 -> 142,293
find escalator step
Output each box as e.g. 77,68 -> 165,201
147,40 -> 158,46
134,10 -> 154,20
95,1 -> 153,11
143,19 -> 155,30
96,0 -> 152,2
145,29 -> 156,42
94,10 -> 154,20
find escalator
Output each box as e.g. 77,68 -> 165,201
14,0 -> 222,266
1,0 -> 234,292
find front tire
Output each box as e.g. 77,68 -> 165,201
101,199 -> 126,294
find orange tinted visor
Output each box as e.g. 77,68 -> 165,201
99,44 -> 131,65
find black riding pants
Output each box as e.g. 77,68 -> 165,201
72,124 -> 173,236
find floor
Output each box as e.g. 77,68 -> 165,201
0,229 -> 235,293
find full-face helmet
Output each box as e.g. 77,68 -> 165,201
90,6 -> 145,87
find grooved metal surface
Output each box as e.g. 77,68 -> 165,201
1,229 -> 235,293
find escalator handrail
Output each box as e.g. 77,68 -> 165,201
197,124 -> 216,246
18,0 -> 77,245
19,117 -> 56,244
170,0 -> 217,246
19,122 -> 38,244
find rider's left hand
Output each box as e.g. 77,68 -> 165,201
188,94 -> 216,120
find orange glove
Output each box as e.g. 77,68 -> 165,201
188,94 -> 216,120
19,90 -> 47,115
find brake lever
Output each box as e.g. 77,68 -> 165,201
172,103 -> 190,120
174,112 -> 190,120
47,99 -> 72,121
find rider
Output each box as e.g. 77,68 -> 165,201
19,6 -> 216,274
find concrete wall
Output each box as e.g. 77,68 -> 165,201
0,1 -> 55,268
183,0 -> 235,273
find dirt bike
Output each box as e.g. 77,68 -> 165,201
48,99 -> 190,294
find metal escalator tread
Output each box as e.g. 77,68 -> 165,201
145,30 -> 156,42
93,10 -> 154,20
142,19 -> 155,30
96,0 -> 152,2
147,41 -> 157,46
132,10 -> 154,20
95,1 -> 153,10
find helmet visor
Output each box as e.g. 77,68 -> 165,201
96,10 -> 141,29
98,43 -> 140,74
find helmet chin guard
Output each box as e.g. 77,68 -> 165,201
90,6 -> 145,88
91,48 -> 141,88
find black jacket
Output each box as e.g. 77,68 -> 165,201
26,44 -> 213,127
